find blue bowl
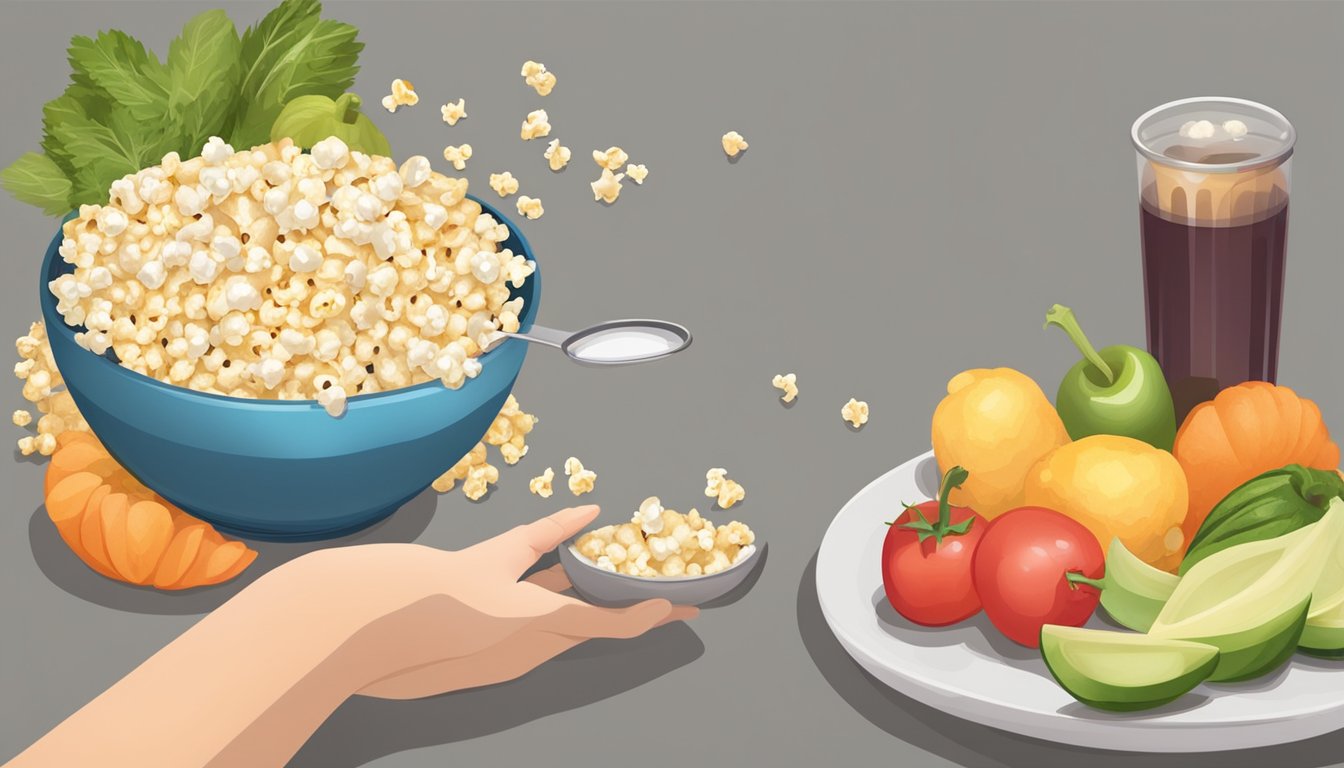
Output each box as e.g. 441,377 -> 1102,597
39,197 -> 539,541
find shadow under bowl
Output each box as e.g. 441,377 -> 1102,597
558,537 -> 765,607
39,196 -> 539,541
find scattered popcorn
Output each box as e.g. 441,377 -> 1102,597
516,196 -> 544,220
34,432 -> 57,456
489,171 -> 520,198
442,143 -> 473,170
440,98 -> 467,126
772,373 -> 798,403
573,506 -> 757,578
1179,120 -> 1216,140
11,321 -> 91,454
590,168 -> 624,204
521,60 -> 557,96
1223,119 -> 1248,139
521,110 -> 552,141
430,397 -> 534,502
565,456 -> 596,496
704,467 -> 746,509
722,131 -> 749,157
45,137 -> 537,417
624,164 -> 648,185
381,78 -> 419,112
841,397 -> 869,428
592,147 -> 629,171
543,139 -> 571,172
529,466 -> 555,498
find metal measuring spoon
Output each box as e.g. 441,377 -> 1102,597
483,319 -> 692,365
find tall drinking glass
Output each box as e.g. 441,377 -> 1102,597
1132,97 -> 1294,421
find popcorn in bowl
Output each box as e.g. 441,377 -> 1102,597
47,136 -> 535,419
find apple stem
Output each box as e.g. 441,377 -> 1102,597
1065,571 -> 1105,591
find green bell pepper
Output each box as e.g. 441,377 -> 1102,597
1045,304 -> 1177,451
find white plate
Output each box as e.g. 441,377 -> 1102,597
815,450 -> 1344,753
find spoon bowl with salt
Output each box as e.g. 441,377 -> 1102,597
483,319 -> 692,366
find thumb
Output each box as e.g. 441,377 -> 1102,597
540,598 -> 682,640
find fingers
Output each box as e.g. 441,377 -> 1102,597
523,563 -> 572,592
658,605 -> 700,627
539,597 -> 684,640
477,505 -> 600,576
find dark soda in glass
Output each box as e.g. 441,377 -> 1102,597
1132,98 -> 1295,421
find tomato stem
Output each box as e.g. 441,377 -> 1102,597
897,466 -> 974,547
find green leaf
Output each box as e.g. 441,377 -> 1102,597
70,164 -> 114,207
167,9 -> 242,157
231,0 -> 362,148
49,106 -> 177,207
0,153 -> 73,216
67,30 -> 171,122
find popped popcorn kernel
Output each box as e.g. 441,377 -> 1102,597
592,147 -> 629,171
635,496 -> 665,534
841,397 -> 869,429
529,467 -> 555,498
624,164 -> 648,185
722,130 -> 749,157
772,373 -> 798,403
544,139 -> 571,171
521,110 -> 552,141
382,78 -> 419,112
565,456 -> 596,496
704,467 -> 746,509
516,196 -> 544,220
590,169 -> 624,204
521,60 -> 557,96
572,504 -> 757,580
489,172 -> 520,198
442,143 -> 473,171
440,98 -> 467,126
12,409 -> 32,427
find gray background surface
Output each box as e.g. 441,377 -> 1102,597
2,1 -> 1342,766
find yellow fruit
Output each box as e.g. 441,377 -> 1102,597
1024,435 -> 1189,572
931,368 -> 1069,520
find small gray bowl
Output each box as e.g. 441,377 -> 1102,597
558,537 -> 765,607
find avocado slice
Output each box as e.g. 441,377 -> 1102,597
1150,501 -> 1342,681
1301,510 -> 1344,657
1095,538 -> 1179,632
1301,601 -> 1344,658
1160,597 -> 1311,682
1040,625 -> 1219,711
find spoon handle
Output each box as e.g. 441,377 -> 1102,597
505,324 -> 570,349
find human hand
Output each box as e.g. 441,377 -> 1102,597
262,504 -> 698,700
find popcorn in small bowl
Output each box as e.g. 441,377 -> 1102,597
559,498 -> 763,607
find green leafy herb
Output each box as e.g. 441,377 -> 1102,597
166,9 -> 243,156
230,0 -> 361,149
1,0 -> 372,217
0,153 -> 73,216
66,30 -> 171,122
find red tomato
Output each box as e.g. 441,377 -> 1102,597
971,506 -> 1104,648
881,467 -> 987,626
